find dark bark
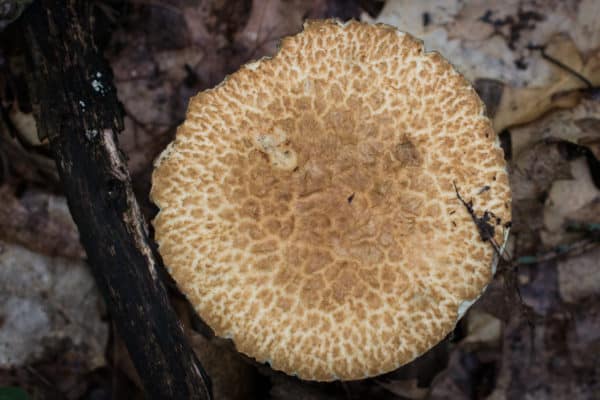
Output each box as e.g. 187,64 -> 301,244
20,1 -> 212,398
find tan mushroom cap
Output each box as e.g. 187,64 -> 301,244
151,20 -> 511,381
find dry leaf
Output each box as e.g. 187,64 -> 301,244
236,0 -> 314,57
237,0 -> 361,58
0,241 -> 107,369
542,158 -> 600,246
509,141 -> 570,253
566,302 -> 600,368
511,142 -> 571,200
557,247 -> 600,303
8,106 -> 39,145
576,118 -> 600,160
510,98 -> 600,159
519,261 -> 561,315
462,310 -> 502,347
0,185 -> 84,259
493,36 -> 600,132
0,116 -> 58,185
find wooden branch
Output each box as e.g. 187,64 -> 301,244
20,1 -> 212,398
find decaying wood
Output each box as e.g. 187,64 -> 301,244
20,1 -> 212,398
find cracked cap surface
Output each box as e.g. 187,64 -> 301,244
151,19 -> 512,381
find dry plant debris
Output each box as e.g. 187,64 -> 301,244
0,0 -> 599,398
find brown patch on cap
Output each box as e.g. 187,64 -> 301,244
151,19 -> 511,381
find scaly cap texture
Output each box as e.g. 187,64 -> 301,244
151,19 -> 511,381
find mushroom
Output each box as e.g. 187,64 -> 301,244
151,20 -> 511,381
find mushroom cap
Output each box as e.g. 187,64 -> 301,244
151,20 -> 511,381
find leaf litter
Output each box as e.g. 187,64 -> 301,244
0,242 -> 108,398
1,0 -> 600,398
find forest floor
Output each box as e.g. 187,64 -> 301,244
1,1 -> 599,399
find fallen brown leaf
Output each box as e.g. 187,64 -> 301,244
237,0 -> 362,58
509,141 -> 570,254
0,112 -> 58,186
462,310 -> 503,348
510,98 -> 600,160
0,185 -> 84,259
566,301 -> 600,368
493,35 -> 600,132
557,247 -> 600,303
0,241 -> 107,369
542,158 -> 600,246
